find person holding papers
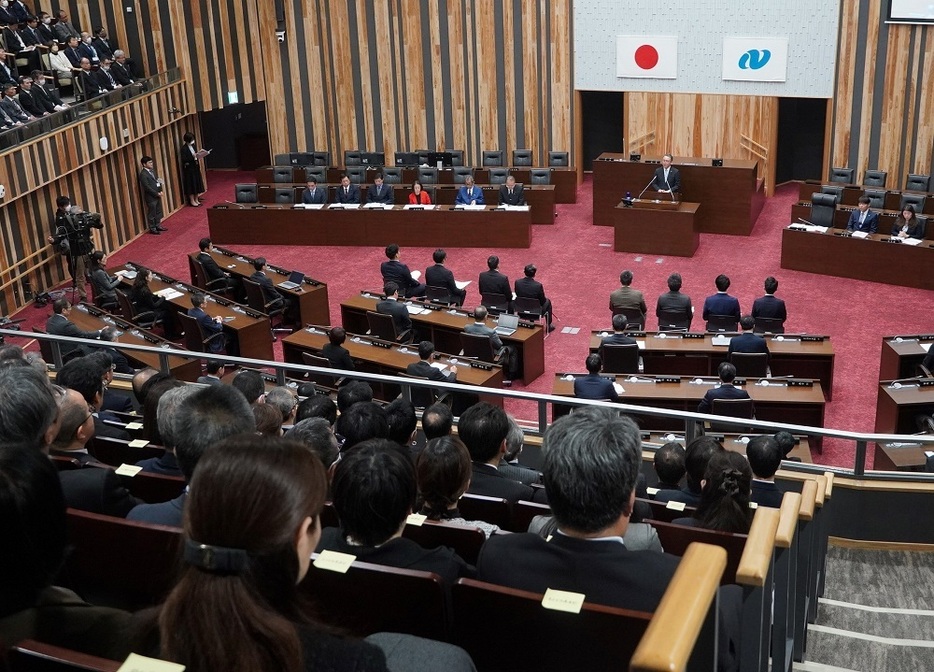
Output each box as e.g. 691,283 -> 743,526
301,177 -> 327,204
455,175 -> 485,205
891,204 -> 923,239
334,173 -> 361,204
188,292 -> 229,355
406,340 -> 457,383
180,132 -> 207,206
130,268 -> 172,334
846,196 -> 878,233
573,353 -> 619,402
380,244 -> 426,298
408,180 -> 432,205
366,172 -> 394,205
425,248 -> 466,306
498,175 -> 526,206
650,153 -> 681,194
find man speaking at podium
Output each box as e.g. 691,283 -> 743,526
650,153 -> 681,195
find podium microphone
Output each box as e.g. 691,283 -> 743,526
664,178 -> 676,202
636,176 -> 655,200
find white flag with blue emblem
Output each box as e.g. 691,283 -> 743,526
722,37 -> 788,82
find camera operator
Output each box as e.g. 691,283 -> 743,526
47,196 -> 103,302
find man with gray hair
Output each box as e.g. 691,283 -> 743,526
287,417 -> 340,473
127,385 -> 254,526
0,365 -> 59,449
497,414 -> 541,485
266,386 -> 298,427
477,408 -> 679,613
134,385 -> 199,476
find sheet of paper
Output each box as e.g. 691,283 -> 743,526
711,335 -> 732,347
194,148 -> 211,159
613,382 -> 625,394
665,501 -> 686,511
115,464 -> 143,477
429,362 -> 448,371
636,340 -> 646,349
313,550 -> 356,573
125,422 -> 144,430
128,439 -> 150,448
410,270 -> 421,280
850,231 -> 869,239
116,652 -> 185,672
903,237 -> 922,246
406,513 -> 427,526
455,280 -> 472,289
541,588 -> 585,614
403,204 -> 436,210
646,487 -> 660,496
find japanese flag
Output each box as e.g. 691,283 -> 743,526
617,36 -> 678,79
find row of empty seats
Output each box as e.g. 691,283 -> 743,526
828,167 -> 930,192
275,149 -> 570,169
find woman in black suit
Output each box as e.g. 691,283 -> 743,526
891,204 -> 924,239
130,268 -> 171,332
180,131 -> 205,207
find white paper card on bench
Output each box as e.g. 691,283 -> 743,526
313,550 -> 356,574
115,464 -> 143,477
406,513 -> 427,526
125,422 -> 144,430
646,487 -> 660,496
665,501 -> 686,511
116,652 -> 185,672
541,588 -> 585,614
128,439 -> 150,448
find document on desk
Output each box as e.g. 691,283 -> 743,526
406,305 -> 429,315
502,205 -> 531,211
155,288 -> 184,300
296,203 -> 324,210
711,335 -> 732,347
403,204 -> 436,210
636,340 -> 646,349
613,383 -> 625,394
850,231 -> 869,239
902,237 -> 922,246
454,204 -> 486,210
364,202 -> 393,209
430,362 -> 449,372
921,342 -> 932,352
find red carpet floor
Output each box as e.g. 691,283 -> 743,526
19,171 -> 931,468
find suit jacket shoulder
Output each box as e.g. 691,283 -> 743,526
468,463 -> 534,502
58,468 -> 140,518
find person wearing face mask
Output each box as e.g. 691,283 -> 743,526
47,42 -> 73,80
20,15 -> 53,50
180,131 -> 206,206
0,1 -> 16,26
78,32 -> 100,66
3,19 -> 41,71
29,69 -> 68,111
37,12 -> 56,44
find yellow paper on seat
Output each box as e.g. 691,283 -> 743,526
542,588 -> 585,614
313,550 -> 356,574
116,652 -> 185,672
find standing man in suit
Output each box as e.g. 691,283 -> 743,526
366,172 -> 394,205
425,248 -> 466,306
375,281 -> 413,338
746,435 -> 784,508
381,243 -> 426,298
498,175 -> 526,206
138,155 -> 167,235
478,255 -> 513,313
728,315 -> 770,362
45,299 -> 103,359
574,353 -> 620,402
697,361 -> 753,414
650,153 -> 681,195
188,292 -> 232,355
515,263 -> 554,332
459,402 -> 535,503
702,274 -> 741,326
196,360 -> 225,385
196,237 -> 240,295
321,326 -> 355,372
406,340 -> 456,383
334,173 -> 361,204
455,175 -> 485,205
301,177 -> 327,204
846,196 -> 879,233
656,272 -> 693,330
751,276 -> 787,332
609,269 -> 646,320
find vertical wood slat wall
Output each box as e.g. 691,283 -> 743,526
830,0 -> 934,185
262,0 -> 574,167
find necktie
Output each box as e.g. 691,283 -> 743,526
105,69 -> 115,86
860,212 -> 865,224
509,189 -> 512,196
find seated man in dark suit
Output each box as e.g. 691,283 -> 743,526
365,172 -> 394,205
697,361 -> 753,415
515,263 -> 554,332
656,272 -> 693,329
478,255 -> 513,313
56,356 -> 129,441
652,441 -> 686,496
746,435 -> 784,508
196,237 -> 239,295
376,281 -> 413,337
187,292 -> 233,355
250,256 -> 289,315
751,276 -> 786,332
653,436 -> 723,507
94,326 -> 135,375
573,353 -> 620,402
498,174 -> 526,206
599,313 -> 637,358
458,402 -> 536,503
380,243 -> 426,298
728,315 -> 770,363
702,274 -> 741,325
317,439 -> 475,585
321,326 -> 355,371
46,298 -> 104,360
406,340 -> 457,383
425,248 -> 466,306
301,177 -> 327,204
464,305 -> 518,383
333,173 -> 361,204
846,195 -> 879,233
135,386 -> 199,477
196,359 -> 225,385
477,409 -> 680,613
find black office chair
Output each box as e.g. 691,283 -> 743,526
243,278 -> 290,335
512,149 -> 533,167
529,169 -> 551,185
346,167 -> 366,184
426,286 -> 455,306
753,317 -> 784,334
274,188 -> 295,204
914,217 -> 928,239
115,290 -> 162,331
900,193 -> 927,213
234,184 -> 258,204
272,166 -> 294,183
829,166 -> 855,184
398,372 -> 451,409
905,173 -> 931,192
863,189 -> 886,209
819,185 -> 843,204
177,312 -> 226,354
708,398 -> 755,434
312,151 -> 331,166
450,150 -> 465,167
452,167 -> 475,184
863,170 -> 887,188
344,150 -> 362,166
381,167 -> 403,184
548,151 -> 569,167
416,150 -> 431,165
730,352 -> 768,378
488,168 -> 509,185
301,351 -> 341,387
460,333 -> 501,363
366,310 -> 413,343
657,309 -> 692,331
705,314 -> 738,332
514,297 -> 545,325
611,306 -> 645,330
480,292 -> 510,315
809,192 -> 838,228
482,150 -> 504,167
418,167 -> 439,184
274,153 -> 291,166
305,166 -> 327,183
600,344 -> 640,374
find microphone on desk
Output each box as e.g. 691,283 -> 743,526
636,176 -> 656,200
795,218 -> 814,226
664,178 -> 676,202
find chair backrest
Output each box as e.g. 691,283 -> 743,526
189,255 -> 209,289
482,150 -> 504,167
7,640 -> 122,672
480,292 -> 509,314
753,316 -> 784,334
242,278 -> 270,313
300,556 -> 448,640
906,173 -> 931,192
512,499 -> 551,533
305,166 -> 327,183
312,151 -> 331,166
512,149 -> 533,166
828,166 -> 855,184
234,183 -> 258,203
452,166 -> 474,184
915,216 -> 928,239
514,296 -> 544,320
710,398 -> 755,433
819,184 -> 843,204
730,351 -> 769,377
458,493 -> 512,529
488,168 -> 509,185
114,289 -> 135,320
273,153 -> 291,166
89,435 -> 165,467
705,314 -> 739,332
460,332 -> 496,361
863,169 -> 887,187
344,150 -> 362,165
416,150 -> 431,165
272,166 -> 294,183
657,308 -> 691,331
648,519 -> 747,585
450,149 -> 465,166
366,310 -> 400,341
548,151 -> 569,167
274,187 -> 295,204
862,189 -> 886,209
611,306 -> 645,329
61,508 -> 181,610
417,167 -> 439,184
636,497 -> 698,523
301,351 -> 337,386
425,285 -> 454,305
529,168 -> 551,185
402,520 -> 486,565
381,166 -> 403,183
398,371 -> 437,408
176,311 -> 209,353
809,191 -> 838,228
601,343 -> 640,374
900,193 -> 927,212
345,166 -> 366,184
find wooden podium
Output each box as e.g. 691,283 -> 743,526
614,199 -> 700,257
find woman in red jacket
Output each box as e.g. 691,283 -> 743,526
408,180 -> 432,205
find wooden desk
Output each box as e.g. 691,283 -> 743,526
873,380 -> 934,470
797,180 -> 934,216
207,205 -> 532,248
589,331 -> 835,399
257,166 -> 578,203
790,202 -> 933,239
339,292 -> 545,383
69,304 -> 202,381
282,326 -> 503,405
121,265 -> 274,361
188,248 -> 330,326
780,226 -> 934,290
614,200 -> 700,257
879,335 -> 934,380
592,153 -> 764,235
550,374 -> 826,433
